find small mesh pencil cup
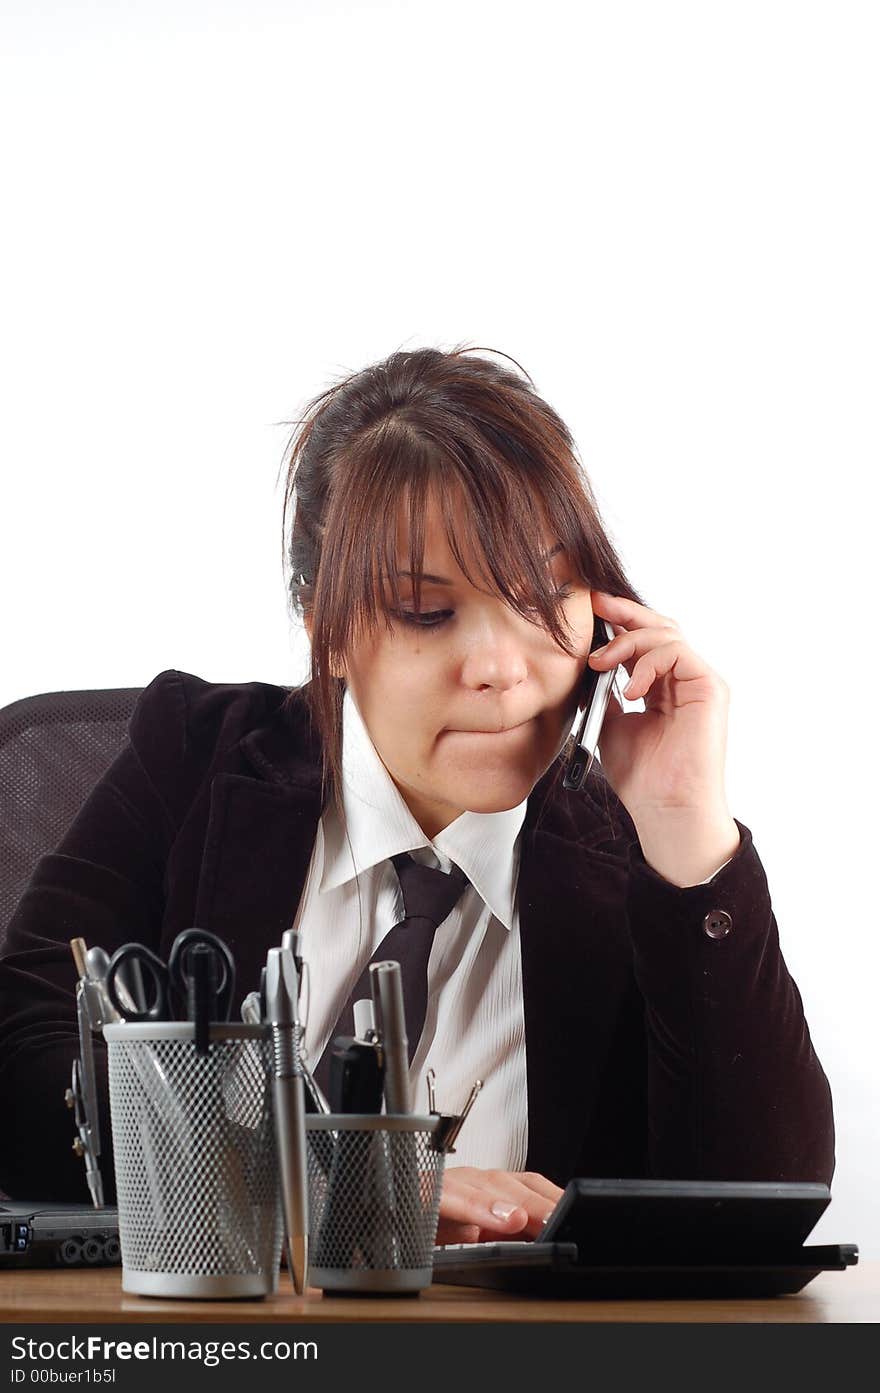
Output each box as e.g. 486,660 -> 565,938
104,1022 -> 283,1298
305,1114 -> 445,1294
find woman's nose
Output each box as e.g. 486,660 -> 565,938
458,625 -> 530,691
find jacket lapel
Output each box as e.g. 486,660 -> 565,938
190,691 -> 325,966
193,773 -> 322,952
518,766 -> 635,1184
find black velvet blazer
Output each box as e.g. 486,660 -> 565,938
0,668 -> 835,1202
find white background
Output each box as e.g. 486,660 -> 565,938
1,2 -> 877,1256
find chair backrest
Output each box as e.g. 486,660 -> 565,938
0,686 -> 143,947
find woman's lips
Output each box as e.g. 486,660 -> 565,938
447,718 -> 532,736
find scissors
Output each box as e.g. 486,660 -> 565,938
106,929 -> 236,1056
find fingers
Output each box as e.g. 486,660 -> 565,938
435,1218 -> 481,1246
437,1167 -> 565,1244
591,591 -> 680,633
588,626 -> 687,671
506,1170 -> 564,1205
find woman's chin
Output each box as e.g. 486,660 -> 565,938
442,770 -> 540,814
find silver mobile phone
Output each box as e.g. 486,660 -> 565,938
563,616 -> 627,791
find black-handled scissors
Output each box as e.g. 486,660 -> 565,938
106,929 -> 236,1055
105,944 -> 176,1023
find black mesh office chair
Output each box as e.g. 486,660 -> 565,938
0,686 -> 144,949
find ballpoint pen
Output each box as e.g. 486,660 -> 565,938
368,960 -> 419,1270
280,929 -> 304,982
280,929 -> 309,1041
280,929 -> 330,1117
369,961 -> 411,1114
240,982 -> 328,1128
266,945 -> 309,1294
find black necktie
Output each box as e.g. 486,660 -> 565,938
313,851 -> 469,1097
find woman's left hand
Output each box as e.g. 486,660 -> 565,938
586,591 -> 741,884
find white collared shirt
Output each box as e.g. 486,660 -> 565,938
289,686 -> 735,1172
290,685 -> 531,1171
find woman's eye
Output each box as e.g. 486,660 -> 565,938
392,586 -> 574,630
392,609 -> 453,629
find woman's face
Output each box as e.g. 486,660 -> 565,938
331,489 -> 595,839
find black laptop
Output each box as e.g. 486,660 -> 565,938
0,1201 -> 120,1268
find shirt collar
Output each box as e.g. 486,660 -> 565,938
319,686 -> 527,932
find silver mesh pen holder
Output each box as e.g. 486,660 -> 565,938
104,1022 -> 283,1298
305,1114 -> 445,1295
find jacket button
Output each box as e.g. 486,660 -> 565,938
703,909 -> 732,939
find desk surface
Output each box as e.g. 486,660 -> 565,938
0,1262 -> 874,1324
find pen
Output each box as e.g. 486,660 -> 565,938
368,962 -> 417,1270
187,943 -> 215,1058
279,930 -> 328,1116
369,961 -> 411,1114
240,982 -> 330,1123
280,929 -> 304,983
266,946 -> 309,1294
281,929 -> 309,1028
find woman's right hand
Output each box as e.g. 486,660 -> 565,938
435,1166 -> 564,1245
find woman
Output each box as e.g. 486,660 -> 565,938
0,343 -> 834,1245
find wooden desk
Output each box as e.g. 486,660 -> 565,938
0,1262 -> 874,1324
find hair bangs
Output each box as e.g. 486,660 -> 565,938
433,449 -> 584,657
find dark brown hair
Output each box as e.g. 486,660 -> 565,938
279,341 -> 648,819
